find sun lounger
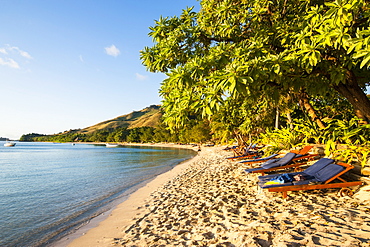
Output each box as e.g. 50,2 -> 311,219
290,145 -> 313,155
239,145 -> 315,164
240,153 -> 317,165
239,153 -> 279,163
245,152 -> 299,174
258,158 -> 363,198
226,143 -> 262,160
289,145 -> 318,163
289,153 -> 318,165
223,146 -> 237,151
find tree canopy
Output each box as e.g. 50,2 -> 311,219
141,0 -> 370,138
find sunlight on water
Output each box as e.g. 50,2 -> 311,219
0,142 -> 195,246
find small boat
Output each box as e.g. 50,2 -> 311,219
106,143 -> 119,148
4,142 -> 16,147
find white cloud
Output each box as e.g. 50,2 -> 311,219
0,44 -> 32,69
0,57 -> 20,69
79,55 -> 84,62
0,48 -> 8,54
5,45 -> 33,59
104,45 -> 120,57
135,73 -> 148,81
18,49 -> 33,59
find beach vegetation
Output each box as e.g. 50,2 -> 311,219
178,120 -> 212,144
19,120 -> 212,145
153,122 -> 179,143
325,140 -> 370,167
141,0 -> 370,132
259,117 -> 370,165
259,127 -> 303,155
139,0 -> 370,164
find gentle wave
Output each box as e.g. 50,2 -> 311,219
0,142 -> 195,247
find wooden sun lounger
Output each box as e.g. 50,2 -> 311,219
290,145 -> 313,155
268,180 -> 363,198
226,143 -> 262,160
244,152 -> 320,174
239,153 -> 279,163
259,159 -> 362,198
226,152 -> 262,160
292,153 -> 318,163
238,145 -> 315,163
248,161 -> 312,175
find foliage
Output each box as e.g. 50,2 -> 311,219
19,119 -> 214,145
321,118 -> 370,144
259,116 -> 370,165
259,127 -> 303,155
325,140 -> 370,167
178,120 -> 211,144
19,127 -> 157,144
19,133 -> 48,142
292,117 -> 370,145
292,118 -> 322,144
152,122 -> 179,143
308,95 -> 355,121
321,118 -> 370,166
141,0 -> 370,141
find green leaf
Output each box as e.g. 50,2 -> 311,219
347,41 -> 360,54
360,53 -> 370,68
272,64 -> 280,74
205,107 -> 212,115
353,50 -> 368,59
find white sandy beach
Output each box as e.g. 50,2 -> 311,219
59,145 -> 370,247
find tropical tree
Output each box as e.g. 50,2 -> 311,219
140,127 -> 155,143
114,128 -> 129,142
153,122 -> 179,142
141,0 -> 370,136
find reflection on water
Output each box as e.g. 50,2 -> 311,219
0,142 -> 195,246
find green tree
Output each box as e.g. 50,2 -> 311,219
89,129 -> 110,142
139,127 -> 155,143
141,0 -> 370,135
114,128 -> 129,142
127,128 -> 141,143
153,122 -> 179,143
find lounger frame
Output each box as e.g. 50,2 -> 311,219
245,154 -> 319,175
239,146 -> 315,163
264,162 -> 362,198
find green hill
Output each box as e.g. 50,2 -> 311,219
20,105 -> 163,142
20,104 -> 213,144
78,105 -> 162,134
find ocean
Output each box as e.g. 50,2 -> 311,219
0,142 -> 196,247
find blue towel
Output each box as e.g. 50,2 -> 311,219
270,173 -> 296,183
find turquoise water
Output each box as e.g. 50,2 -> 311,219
0,142 -> 195,247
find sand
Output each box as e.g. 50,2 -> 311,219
63,145 -> 370,247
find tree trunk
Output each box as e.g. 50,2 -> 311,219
287,112 -> 294,129
333,70 -> 370,122
275,108 -> 279,129
354,108 -> 369,124
298,91 -> 326,129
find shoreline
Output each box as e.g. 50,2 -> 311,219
53,143 -> 200,247
61,145 -> 370,246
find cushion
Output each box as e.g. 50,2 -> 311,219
314,163 -> 345,182
261,152 -> 296,169
303,158 -> 335,176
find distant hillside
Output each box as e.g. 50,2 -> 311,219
78,105 -> 162,134
20,104 -> 213,144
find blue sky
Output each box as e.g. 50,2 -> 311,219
0,0 -> 200,139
